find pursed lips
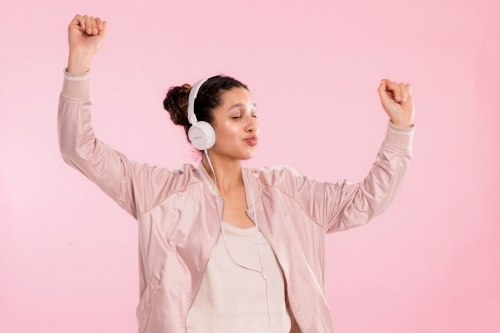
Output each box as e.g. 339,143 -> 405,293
244,136 -> 258,145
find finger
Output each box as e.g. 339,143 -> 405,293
392,82 -> 401,102
400,82 -> 408,102
82,15 -> 88,33
406,83 -> 412,97
378,79 -> 394,105
83,15 -> 92,35
71,14 -> 84,30
378,79 -> 391,98
95,17 -> 103,30
98,21 -> 108,38
90,17 -> 97,35
383,79 -> 396,100
385,78 -> 394,92
378,78 -> 387,93
385,79 -> 394,90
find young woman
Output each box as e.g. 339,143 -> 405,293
58,14 -> 416,333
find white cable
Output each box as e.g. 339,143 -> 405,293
204,150 -> 262,274
203,150 -> 273,333
244,159 -> 273,333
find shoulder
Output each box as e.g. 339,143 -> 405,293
171,163 -> 196,174
170,163 -> 202,183
255,164 -> 304,177
142,162 -> 195,178
153,163 -> 202,192
250,164 -> 306,191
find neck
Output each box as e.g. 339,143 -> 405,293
201,151 -> 243,195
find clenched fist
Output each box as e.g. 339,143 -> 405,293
378,79 -> 415,128
68,14 -> 107,54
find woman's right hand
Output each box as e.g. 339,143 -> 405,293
66,14 -> 107,73
68,14 -> 107,54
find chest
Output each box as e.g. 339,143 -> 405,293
221,188 -> 255,229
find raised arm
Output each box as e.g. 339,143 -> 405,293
58,15 -> 174,219
291,120 -> 415,233
292,79 -> 416,233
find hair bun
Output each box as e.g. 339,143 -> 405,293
163,83 -> 192,127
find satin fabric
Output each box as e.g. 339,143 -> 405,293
58,68 -> 416,333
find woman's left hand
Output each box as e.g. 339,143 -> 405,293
378,79 -> 415,127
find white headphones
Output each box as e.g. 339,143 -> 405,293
187,77 -> 216,150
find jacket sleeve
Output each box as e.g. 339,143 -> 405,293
294,120 -> 416,233
57,68 -> 174,219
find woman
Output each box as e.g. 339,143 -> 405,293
58,14 -> 416,333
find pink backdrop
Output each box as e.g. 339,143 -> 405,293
1,0 -> 499,332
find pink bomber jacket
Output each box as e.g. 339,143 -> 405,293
58,68 -> 416,333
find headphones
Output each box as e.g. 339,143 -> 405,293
187,77 -> 216,150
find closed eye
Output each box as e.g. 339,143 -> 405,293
231,115 -> 257,119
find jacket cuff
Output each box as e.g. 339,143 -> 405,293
382,120 -> 416,152
61,68 -> 91,99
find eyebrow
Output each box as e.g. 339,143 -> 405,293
227,102 -> 257,112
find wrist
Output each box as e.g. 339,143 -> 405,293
66,49 -> 94,74
390,119 -> 414,128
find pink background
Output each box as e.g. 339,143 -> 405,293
1,0 -> 499,332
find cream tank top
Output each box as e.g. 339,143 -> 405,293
186,220 -> 291,333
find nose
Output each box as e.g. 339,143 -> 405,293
246,115 -> 259,133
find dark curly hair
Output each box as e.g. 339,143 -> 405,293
163,75 -> 249,152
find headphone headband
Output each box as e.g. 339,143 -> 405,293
187,77 -> 211,125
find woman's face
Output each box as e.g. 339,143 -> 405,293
209,87 -> 260,160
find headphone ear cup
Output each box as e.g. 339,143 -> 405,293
188,121 -> 216,150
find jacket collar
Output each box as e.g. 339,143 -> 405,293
193,160 -> 261,211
